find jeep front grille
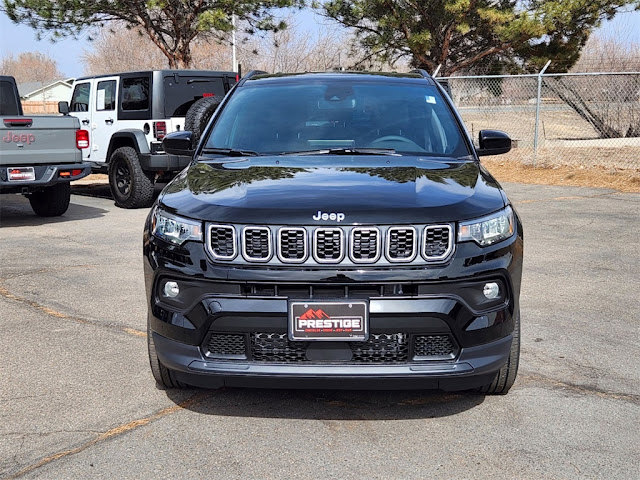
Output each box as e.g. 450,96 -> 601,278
351,228 -> 380,263
205,223 -> 454,265
207,225 -> 236,260
278,228 -> 307,262
243,227 -> 272,261
423,225 -> 453,260
314,228 -> 344,263
386,227 -> 417,262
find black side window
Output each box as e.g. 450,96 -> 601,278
70,82 -> 91,112
121,77 -> 149,111
96,80 -> 116,111
0,80 -> 20,115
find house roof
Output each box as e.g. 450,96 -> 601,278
18,78 -> 74,99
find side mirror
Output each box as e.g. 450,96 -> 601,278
477,130 -> 511,156
163,131 -> 194,156
58,101 -> 69,115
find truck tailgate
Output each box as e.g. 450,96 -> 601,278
0,115 -> 82,166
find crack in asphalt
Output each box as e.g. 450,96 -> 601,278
519,372 -> 640,405
1,265 -> 101,280
5,392 -> 207,479
0,285 -> 146,339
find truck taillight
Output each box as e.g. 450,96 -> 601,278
153,121 -> 167,140
76,129 -> 89,149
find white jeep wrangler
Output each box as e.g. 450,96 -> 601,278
67,70 -> 237,208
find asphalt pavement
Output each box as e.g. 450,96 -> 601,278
0,181 -> 638,479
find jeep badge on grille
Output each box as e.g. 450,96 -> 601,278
312,211 -> 345,222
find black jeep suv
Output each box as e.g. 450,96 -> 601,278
144,71 -> 523,394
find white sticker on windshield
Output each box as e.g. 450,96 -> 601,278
426,96 -> 436,104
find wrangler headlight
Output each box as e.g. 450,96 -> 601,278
458,206 -> 514,246
151,208 -> 202,245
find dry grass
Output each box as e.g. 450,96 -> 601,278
483,158 -> 640,193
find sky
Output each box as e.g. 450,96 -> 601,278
1,7 -> 640,79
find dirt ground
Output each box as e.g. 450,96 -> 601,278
483,158 -> 640,193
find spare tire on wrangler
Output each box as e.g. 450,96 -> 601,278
184,96 -> 222,146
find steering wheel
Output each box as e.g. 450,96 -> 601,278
370,135 -> 425,151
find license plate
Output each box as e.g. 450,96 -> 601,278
7,167 -> 35,181
289,301 -> 368,341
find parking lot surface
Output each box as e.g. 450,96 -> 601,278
1,181 -> 639,479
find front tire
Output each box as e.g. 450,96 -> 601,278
108,146 -> 154,209
147,327 -> 188,389
477,307 -> 521,395
28,182 -> 70,217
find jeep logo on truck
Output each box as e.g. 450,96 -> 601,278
2,131 -> 35,145
312,210 -> 345,222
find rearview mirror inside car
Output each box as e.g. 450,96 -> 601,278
163,131 -> 194,157
477,130 -> 511,156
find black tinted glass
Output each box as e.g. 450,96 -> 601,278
206,80 -> 469,156
121,77 -> 149,111
0,81 -> 20,115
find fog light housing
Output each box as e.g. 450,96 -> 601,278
483,282 -> 500,299
163,281 -> 180,298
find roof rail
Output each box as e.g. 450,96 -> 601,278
238,70 -> 268,86
410,69 -> 432,78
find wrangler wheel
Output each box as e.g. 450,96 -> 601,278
108,146 -> 154,208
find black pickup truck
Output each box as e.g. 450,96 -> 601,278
144,71 -> 523,395
1,75 -> 91,216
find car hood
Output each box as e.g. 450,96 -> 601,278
159,156 -> 506,224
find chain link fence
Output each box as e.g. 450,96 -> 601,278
439,72 -> 640,170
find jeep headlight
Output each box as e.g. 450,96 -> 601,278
151,208 -> 202,245
458,206 -> 514,246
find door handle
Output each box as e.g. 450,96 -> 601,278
105,118 -> 114,125
82,119 -> 90,125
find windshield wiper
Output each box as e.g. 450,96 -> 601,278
282,148 -> 398,156
201,148 -> 259,157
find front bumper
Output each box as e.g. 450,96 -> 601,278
154,330 -> 512,390
0,163 -> 91,193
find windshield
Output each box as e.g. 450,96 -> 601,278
204,79 -> 470,156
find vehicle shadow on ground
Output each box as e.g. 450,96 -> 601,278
71,182 -> 166,200
0,194 -> 109,227
71,183 -> 114,199
167,387 -> 485,420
